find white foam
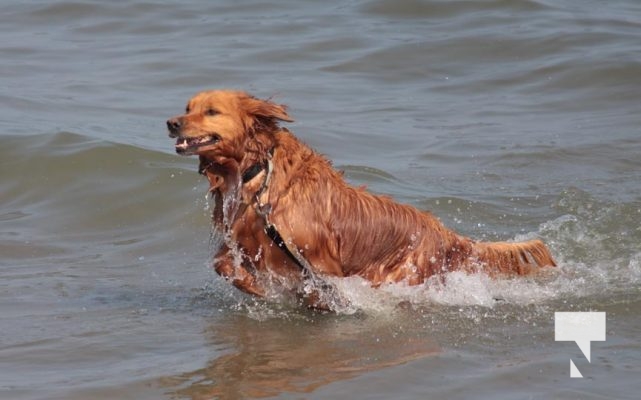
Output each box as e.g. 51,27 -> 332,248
319,270 -> 557,315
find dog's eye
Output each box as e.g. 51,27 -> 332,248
185,105 -> 191,113
205,108 -> 219,117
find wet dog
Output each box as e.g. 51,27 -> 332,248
167,90 -> 556,307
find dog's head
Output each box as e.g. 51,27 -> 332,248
167,90 -> 293,159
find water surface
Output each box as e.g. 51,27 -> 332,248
1,1 -> 641,399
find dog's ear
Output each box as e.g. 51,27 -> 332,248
241,95 -> 294,126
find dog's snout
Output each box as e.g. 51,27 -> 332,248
167,117 -> 182,137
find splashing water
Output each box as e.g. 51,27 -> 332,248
221,175 -> 242,229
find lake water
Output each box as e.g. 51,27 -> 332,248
1,1 -> 641,399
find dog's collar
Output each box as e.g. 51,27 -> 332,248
198,161 -> 264,182
241,147 -> 275,184
241,163 -> 265,184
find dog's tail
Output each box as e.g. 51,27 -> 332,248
470,239 -> 556,276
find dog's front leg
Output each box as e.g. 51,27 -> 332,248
213,249 -> 265,297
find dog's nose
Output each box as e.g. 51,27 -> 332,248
167,118 -> 182,137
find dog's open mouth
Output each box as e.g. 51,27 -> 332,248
175,135 -> 220,155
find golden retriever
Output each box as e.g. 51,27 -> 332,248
167,90 -> 556,307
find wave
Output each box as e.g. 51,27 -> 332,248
1,131 -> 212,267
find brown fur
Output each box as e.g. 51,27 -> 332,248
167,90 -> 556,306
